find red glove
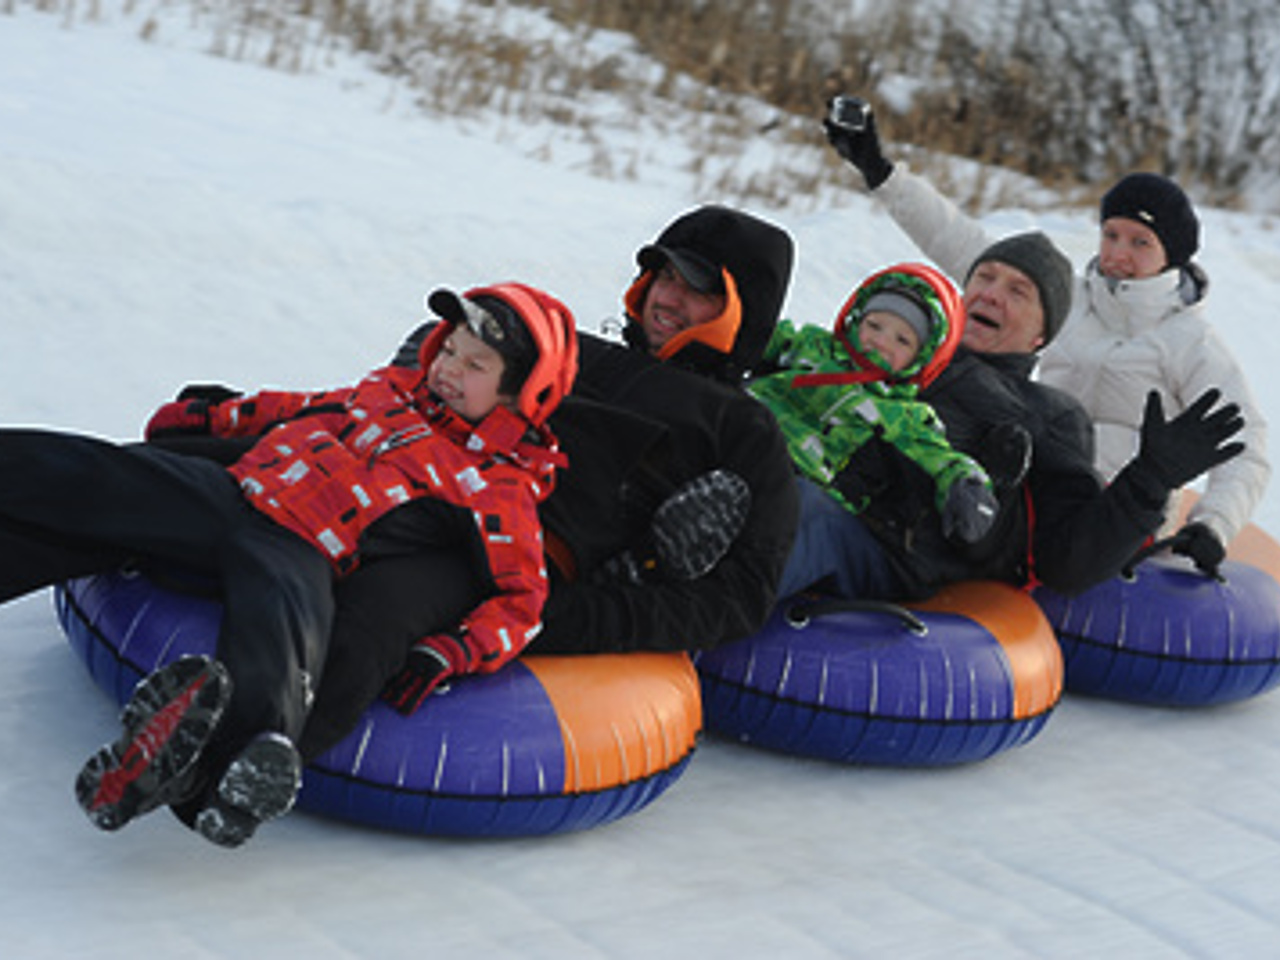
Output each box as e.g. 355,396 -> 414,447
382,636 -> 462,715
144,399 -> 214,440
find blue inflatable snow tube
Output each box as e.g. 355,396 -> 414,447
1034,557 -> 1280,707
56,571 -> 701,837
695,580 -> 1063,766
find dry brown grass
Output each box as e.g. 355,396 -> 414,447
35,0 -> 1273,213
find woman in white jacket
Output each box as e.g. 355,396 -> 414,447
1036,173 -> 1268,561
822,98 -> 1269,573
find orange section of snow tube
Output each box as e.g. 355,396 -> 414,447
523,653 -> 702,794
1228,525 -> 1280,584
911,580 -> 1064,721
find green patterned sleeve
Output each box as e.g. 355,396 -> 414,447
892,401 -> 993,511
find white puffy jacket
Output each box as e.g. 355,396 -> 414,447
875,164 -> 1270,545
1039,260 -> 1268,544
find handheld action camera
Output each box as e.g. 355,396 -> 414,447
828,96 -> 870,133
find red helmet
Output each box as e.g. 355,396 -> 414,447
420,282 -> 578,427
831,261 -> 965,389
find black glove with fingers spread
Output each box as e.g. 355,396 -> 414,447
822,97 -> 894,190
1132,389 -> 1245,491
941,473 -> 998,544
1168,521 -> 1227,578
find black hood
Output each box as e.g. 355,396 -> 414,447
626,205 -> 794,382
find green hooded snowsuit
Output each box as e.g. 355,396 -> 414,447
748,267 -> 990,520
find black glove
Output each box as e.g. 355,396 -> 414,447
593,549 -> 653,586
941,473 -> 998,544
822,97 -> 894,189
594,469 -> 752,585
381,640 -> 453,716
980,422 -> 1033,494
176,383 -> 243,405
1168,522 -> 1227,578
1133,389 -> 1245,491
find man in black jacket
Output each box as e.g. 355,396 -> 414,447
535,205 -> 799,652
316,206 -> 801,746
797,102 -> 1245,599
368,206 -> 798,657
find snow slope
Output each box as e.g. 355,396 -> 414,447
3,6 -> 1280,958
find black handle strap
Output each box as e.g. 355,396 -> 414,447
784,596 -> 928,636
1121,535 -> 1225,584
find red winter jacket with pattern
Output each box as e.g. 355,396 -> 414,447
211,364 -> 561,675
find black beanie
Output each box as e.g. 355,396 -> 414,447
1101,172 -> 1200,268
966,231 -> 1074,346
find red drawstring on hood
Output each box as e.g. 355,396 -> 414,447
791,262 -> 966,392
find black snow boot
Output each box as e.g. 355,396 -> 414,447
594,469 -> 752,585
195,732 -> 302,849
650,469 -> 752,579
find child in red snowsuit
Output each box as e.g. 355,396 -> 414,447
0,282 -> 576,848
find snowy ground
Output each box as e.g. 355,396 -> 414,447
4,5 -> 1280,958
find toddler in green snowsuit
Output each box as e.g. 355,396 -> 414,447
749,263 -> 997,545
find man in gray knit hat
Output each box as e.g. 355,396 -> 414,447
804,98 -> 1245,597
962,231 -> 1073,352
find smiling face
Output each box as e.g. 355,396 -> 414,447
639,263 -> 728,352
1098,217 -> 1168,279
426,325 -> 514,422
960,260 -> 1047,354
858,309 -> 922,373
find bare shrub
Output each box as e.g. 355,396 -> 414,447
29,0 -> 1280,214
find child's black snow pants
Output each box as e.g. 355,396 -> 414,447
139,433 -> 495,764
0,428 -> 333,776
295,548 -> 486,761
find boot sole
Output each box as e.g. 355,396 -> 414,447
76,656 -> 232,831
